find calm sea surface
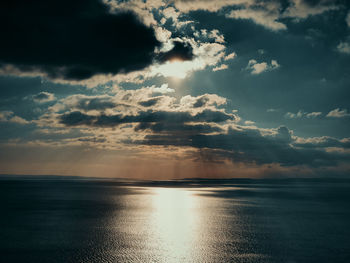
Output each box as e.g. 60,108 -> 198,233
1,178 -> 350,263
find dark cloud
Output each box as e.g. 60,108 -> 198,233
78,136 -> 107,143
136,125 -> 350,167
156,41 -> 194,63
75,97 -> 117,111
193,96 -> 210,108
59,109 -> 235,127
32,92 -> 51,101
138,97 -> 161,107
0,0 -> 160,80
134,122 -> 223,134
32,91 -> 55,103
60,111 -> 96,126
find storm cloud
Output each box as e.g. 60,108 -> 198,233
0,0 -> 161,80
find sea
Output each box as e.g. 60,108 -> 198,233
1,177 -> 350,263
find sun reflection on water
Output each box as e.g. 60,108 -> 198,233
150,187 -> 198,262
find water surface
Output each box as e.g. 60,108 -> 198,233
1,178 -> 349,262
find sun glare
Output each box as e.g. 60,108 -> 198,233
150,188 -> 197,262
152,59 -> 204,79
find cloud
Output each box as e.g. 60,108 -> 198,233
285,110 -> 322,119
282,0 -> 339,20
48,84 -> 175,114
337,42 -> 350,54
347,11 -> 350,27
294,136 -> 350,149
134,122 -> 223,135
152,84 -> 175,94
0,0 -> 160,80
151,42 -> 226,78
105,0 -> 165,26
213,64 -> 228,72
224,52 -> 237,61
59,109 -> 236,127
208,30 -> 225,43
162,6 -> 180,24
77,136 -> 107,144
32,92 -> 56,104
50,94 -> 118,113
72,96 -> 117,112
156,41 -> 194,63
174,0 -> 341,31
306,112 -> 322,118
326,108 -> 350,118
246,59 -> 280,74
0,111 -> 28,124
137,125 -> 350,167
138,97 -> 163,107
226,4 -> 286,31
244,120 -> 255,125
53,91 -> 234,128
173,0 -> 252,13
179,94 -> 227,109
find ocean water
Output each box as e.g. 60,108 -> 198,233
1,178 -> 350,263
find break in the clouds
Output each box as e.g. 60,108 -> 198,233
0,0 -> 349,178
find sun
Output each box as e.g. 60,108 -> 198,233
152,59 -> 204,79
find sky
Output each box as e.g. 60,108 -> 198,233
0,0 -> 350,179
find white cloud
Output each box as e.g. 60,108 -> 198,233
227,5 -> 286,31
285,110 -> 322,119
151,83 -> 175,94
174,0 -> 341,31
282,0 -> 339,20
224,52 -> 236,61
271,60 -> 279,68
151,41 -> 226,79
155,26 -> 172,43
213,64 -> 228,72
305,112 -> 322,118
244,120 -> 255,125
173,0 -> 252,13
326,108 -> 350,118
246,59 -> 280,75
0,111 -> 29,124
337,42 -> 350,54
0,111 -> 13,121
285,111 -> 303,119
162,6 -> 179,22
32,91 -> 56,103
208,29 -> 225,43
